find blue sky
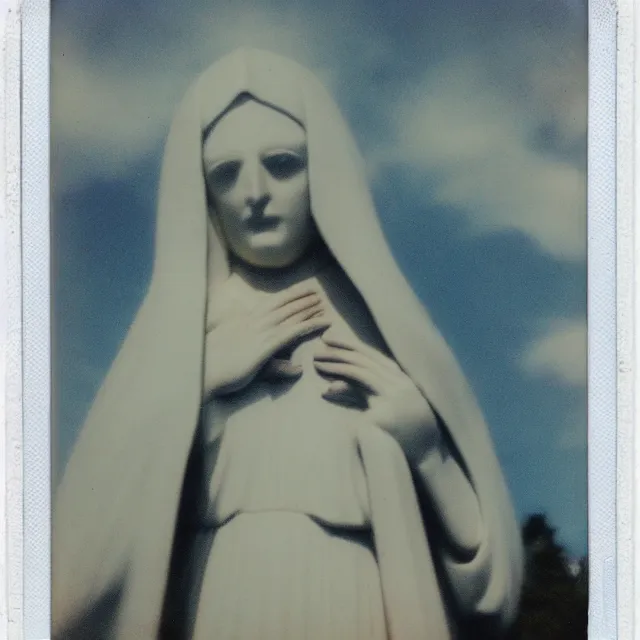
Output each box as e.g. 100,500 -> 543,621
51,0 -> 588,556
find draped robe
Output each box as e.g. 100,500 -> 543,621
52,48 -> 524,640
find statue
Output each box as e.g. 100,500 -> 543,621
53,48 -> 524,639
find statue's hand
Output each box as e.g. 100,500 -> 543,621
204,281 -> 331,398
314,331 -> 441,461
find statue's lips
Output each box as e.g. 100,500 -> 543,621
245,214 -> 281,232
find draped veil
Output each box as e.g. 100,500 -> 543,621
53,48 -> 523,639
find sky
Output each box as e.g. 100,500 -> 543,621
51,0 -> 588,556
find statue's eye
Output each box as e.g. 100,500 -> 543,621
208,160 -> 241,192
263,152 -> 306,180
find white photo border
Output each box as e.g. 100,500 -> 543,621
2,1 -> 25,638
2,0 -> 634,637
588,0 -> 620,638
615,0 -> 637,638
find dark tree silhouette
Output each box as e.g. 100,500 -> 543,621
507,514 -> 588,640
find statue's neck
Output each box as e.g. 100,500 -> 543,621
230,243 -> 334,294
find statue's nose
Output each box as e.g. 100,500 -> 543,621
246,193 -> 271,215
245,161 -> 269,206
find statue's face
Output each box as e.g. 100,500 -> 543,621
203,100 -> 317,269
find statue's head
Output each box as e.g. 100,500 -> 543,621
203,95 -> 318,269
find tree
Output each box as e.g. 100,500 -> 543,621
506,514 -> 588,640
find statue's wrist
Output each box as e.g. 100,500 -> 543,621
394,420 -> 443,465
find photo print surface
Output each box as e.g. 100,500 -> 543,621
51,1 -> 588,638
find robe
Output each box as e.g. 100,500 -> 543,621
171,268 -> 496,639
52,47 -> 523,640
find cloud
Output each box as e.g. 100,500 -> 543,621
51,2 -> 370,193
521,318 -> 587,386
379,35 -> 586,262
516,318 -> 587,455
521,318 -> 587,453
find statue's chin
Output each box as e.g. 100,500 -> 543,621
236,246 -> 313,271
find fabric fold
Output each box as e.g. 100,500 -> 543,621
356,421 -> 451,640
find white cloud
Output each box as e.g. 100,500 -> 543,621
380,43 -> 586,261
51,4 -> 359,193
520,319 -> 587,452
521,318 -> 587,386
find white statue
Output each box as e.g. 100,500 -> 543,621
53,48 -> 524,640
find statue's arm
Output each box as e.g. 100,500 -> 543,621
413,436 -> 484,560
410,417 -> 522,634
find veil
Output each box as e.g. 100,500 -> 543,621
53,48 -> 523,639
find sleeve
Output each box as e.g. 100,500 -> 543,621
410,416 -> 523,635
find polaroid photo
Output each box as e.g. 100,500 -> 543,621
1,0 -> 635,637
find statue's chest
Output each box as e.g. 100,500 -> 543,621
211,272 -> 388,395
